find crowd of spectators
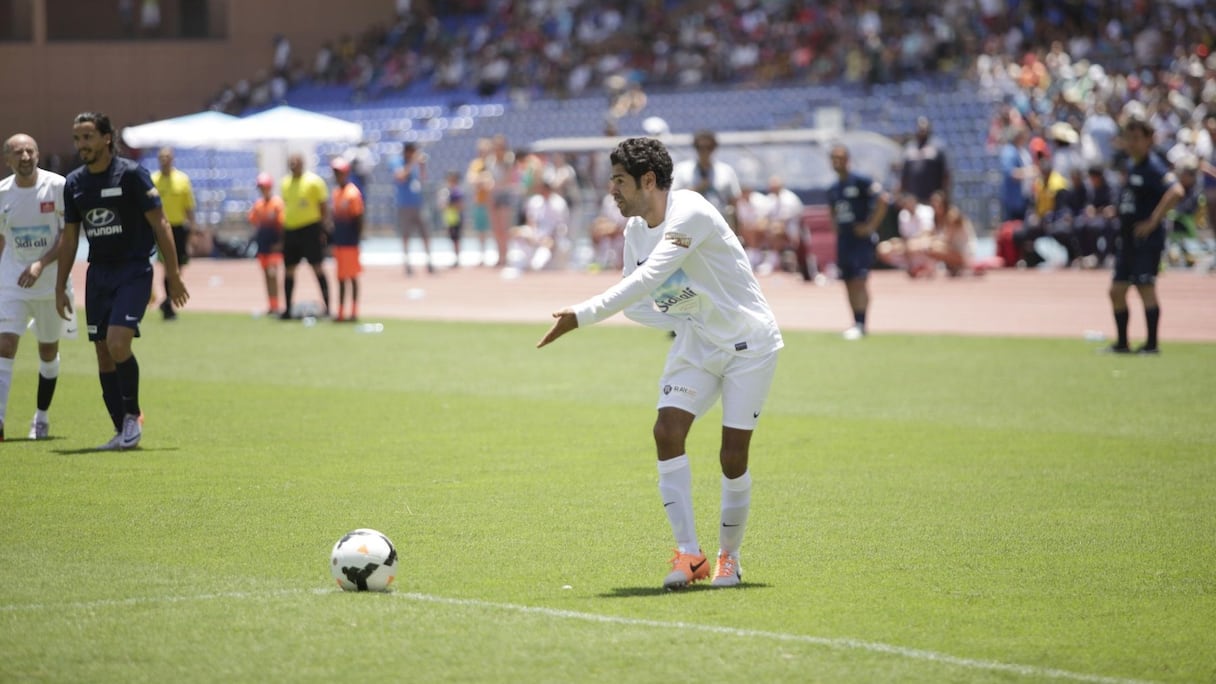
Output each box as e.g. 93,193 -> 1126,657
208,0 -> 997,114
202,1 -> 1216,273
979,1 -> 1215,268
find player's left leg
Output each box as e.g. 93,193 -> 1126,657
28,298 -> 66,440
713,350 -> 779,588
1134,282 -> 1160,354
100,265 -> 152,449
843,274 -> 870,339
29,342 -> 59,440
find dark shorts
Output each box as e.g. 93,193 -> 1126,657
171,225 -> 190,266
837,243 -> 875,281
155,225 -> 191,266
283,223 -> 325,267
85,260 -> 152,341
1112,231 -> 1164,285
254,227 -> 281,256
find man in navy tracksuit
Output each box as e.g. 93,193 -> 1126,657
827,144 -> 889,340
55,112 -> 189,449
1105,117 -> 1183,355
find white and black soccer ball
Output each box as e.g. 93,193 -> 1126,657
330,528 -> 398,592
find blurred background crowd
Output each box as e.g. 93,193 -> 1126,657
17,0 -> 1216,273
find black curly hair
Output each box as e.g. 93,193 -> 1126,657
73,111 -> 117,153
609,137 -> 673,190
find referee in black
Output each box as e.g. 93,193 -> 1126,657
1106,117 -> 1183,355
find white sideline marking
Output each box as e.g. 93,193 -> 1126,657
1,589 -> 1154,684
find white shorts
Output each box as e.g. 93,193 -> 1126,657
656,330 -> 779,430
0,295 -> 78,343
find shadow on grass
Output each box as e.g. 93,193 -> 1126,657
598,582 -> 770,598
52,446 -> 181,456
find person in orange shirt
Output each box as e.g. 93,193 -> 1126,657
329,158 -> 364,322
248,173 -> 285,315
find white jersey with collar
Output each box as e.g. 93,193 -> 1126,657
572,189 -> 782,356
0,168 -> 65,299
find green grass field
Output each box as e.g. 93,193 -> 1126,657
1,313 -> 1213,683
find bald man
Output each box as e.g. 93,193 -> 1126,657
0,133 -> 70,440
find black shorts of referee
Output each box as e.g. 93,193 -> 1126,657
163,224 -> 190,266
283,222 -> 326,267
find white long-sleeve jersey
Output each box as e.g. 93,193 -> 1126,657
0,168 -> 65,300
572,189 -> 783,356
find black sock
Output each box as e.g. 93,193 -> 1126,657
99,371 -> 123,430
338,280 -> 347,312
1114,309 -> 1129,348
284,276 -> 295,314
317,273 -> 331,315
1145,306 -> 1160,349
114,356 -> 141,417
854,309 -> 866,330
37,374 -> 57,412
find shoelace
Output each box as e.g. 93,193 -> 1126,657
715,555 -> 738,578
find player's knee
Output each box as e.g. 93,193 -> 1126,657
652,418 -> 687,454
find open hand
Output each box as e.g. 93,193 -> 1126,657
537,310 -> 578,348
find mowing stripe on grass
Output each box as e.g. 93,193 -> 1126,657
0,589 -> 1154,684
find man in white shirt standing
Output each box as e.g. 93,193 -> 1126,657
671,130 -> 742,234
538,137 -> 783,590
0,134 -> 72,441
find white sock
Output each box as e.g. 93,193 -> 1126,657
40,355 -> 60,379
657,455 -> 699,555
0,357 -> 13,426
718,470 -> 752,559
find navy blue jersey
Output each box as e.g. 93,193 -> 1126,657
827,172 -> 882,248
64,156 -> 161,263
1117,154 -> 1175,237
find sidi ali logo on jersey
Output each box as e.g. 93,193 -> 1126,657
84,207 -> 123,237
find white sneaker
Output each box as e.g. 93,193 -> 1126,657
28,416 -> 49,440
118,413 -> 142,449
842,325 -> 865,341
711,553 -> 742,588
96,432 -> 124,451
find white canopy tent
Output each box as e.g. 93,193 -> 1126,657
120,111 -> 241,150
226,105 -> 363,145
121,106 -> 363,167
224,105 -> 364,178
118,106 -> 365,236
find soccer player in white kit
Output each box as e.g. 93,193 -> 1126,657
0,134 -> 73,440
538,137 -> 783,589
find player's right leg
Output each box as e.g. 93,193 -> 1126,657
0,330 -> 23,441
655,341 -> 720,589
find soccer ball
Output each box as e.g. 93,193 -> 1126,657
330,529 -> 398,592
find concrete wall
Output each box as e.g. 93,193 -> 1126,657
0,0 -> 394,164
